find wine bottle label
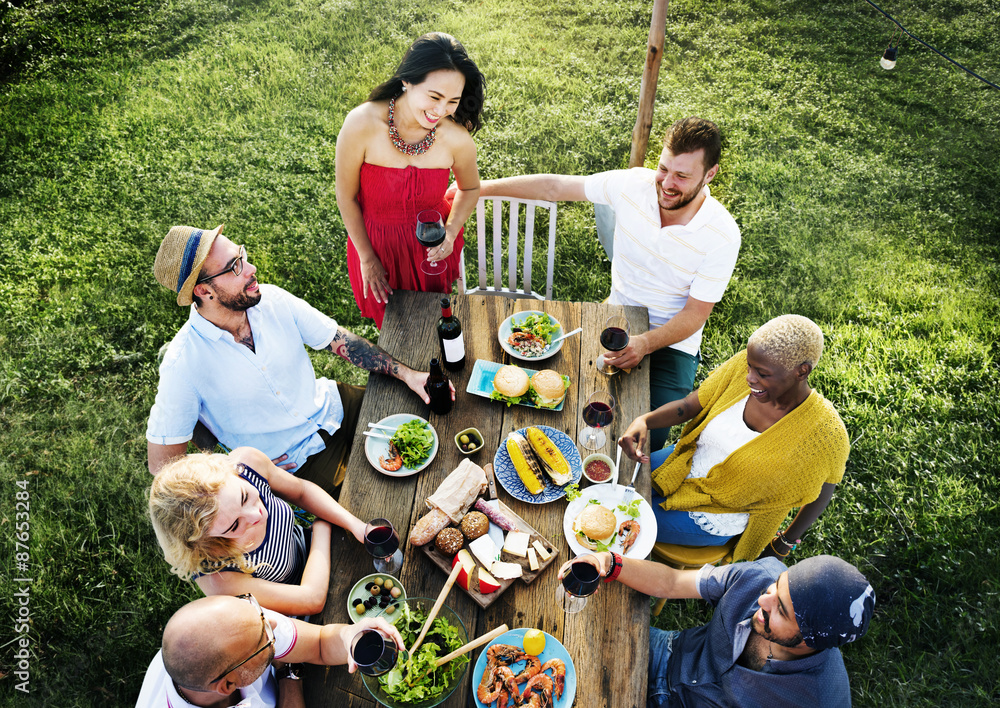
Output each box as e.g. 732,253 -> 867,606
442,333 -> 465,362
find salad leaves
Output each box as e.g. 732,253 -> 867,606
378,602 -> 469,704
390,420 -> 434,468
513,313 -> 559,345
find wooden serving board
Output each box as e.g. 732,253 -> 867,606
420,500 -> 560,608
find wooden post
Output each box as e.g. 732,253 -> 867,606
629,0 -> 671,168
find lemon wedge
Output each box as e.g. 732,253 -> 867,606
523,628 -> 546,656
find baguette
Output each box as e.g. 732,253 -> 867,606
409,508 -> 451,546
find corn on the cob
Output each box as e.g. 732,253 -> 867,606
525,427 -> 573,485
506,432 -> 545,494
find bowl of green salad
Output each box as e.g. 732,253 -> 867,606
364,415 -> 439,477
363,597 -> 470,708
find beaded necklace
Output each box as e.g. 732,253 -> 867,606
388,95 -> 437,156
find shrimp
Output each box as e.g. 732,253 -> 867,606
618,519 -> 640,555
478,665 -> 502,705
494,666 -> 521,707
540,658 -> 565,699
520,673 -> 553,706
379,441 -> 403,471
487,643 -> 524,667
513,653 -> 541,683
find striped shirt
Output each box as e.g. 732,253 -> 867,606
584,168 -> 741,356
232,464 -> 305,583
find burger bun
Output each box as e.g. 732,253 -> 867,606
530,369 -> 567,408
493,365 -> 530,398
572,504 -> 617,551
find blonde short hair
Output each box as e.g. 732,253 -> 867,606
149,453 -> 255,580
747,314 -> 824,371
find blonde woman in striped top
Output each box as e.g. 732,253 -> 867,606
149,447 -> 366,616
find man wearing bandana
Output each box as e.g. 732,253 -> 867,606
558,553 -> 875,707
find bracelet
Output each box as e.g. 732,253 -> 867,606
769,538 -> 791,557
776,530 -> 801,551
276,664 -> 302,681
604,552 -> 623,582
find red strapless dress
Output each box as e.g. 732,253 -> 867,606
347,163 -> 464,328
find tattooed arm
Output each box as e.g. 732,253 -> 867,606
327,327 -> 438,404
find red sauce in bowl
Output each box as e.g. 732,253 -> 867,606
585,459 -> 612,482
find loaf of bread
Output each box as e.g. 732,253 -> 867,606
408,508 -> 451,546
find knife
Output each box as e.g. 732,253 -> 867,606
482,463 -> 506,547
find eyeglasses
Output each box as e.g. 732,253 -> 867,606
197,245 -> 246,284
209,593 -> 275,684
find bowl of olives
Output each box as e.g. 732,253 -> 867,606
347,573 -> 406,623
454,428 -> 484,455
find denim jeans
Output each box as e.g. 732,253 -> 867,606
650,445 -> 735,546
648,628 -> 681,707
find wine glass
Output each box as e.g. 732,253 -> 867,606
364,518 -> 403,575
557,558 -> 601,614
579,391 -> 615,450
597,315 -> 630,375
416,209 -> 447,276
351,628 -> 404,676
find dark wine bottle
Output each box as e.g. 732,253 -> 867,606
424,357 -> 453,415
437,297 -> 465,370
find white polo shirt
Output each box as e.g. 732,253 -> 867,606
135,608 -> 298,708
585,168 -> 741,356
146,284 -> 344,469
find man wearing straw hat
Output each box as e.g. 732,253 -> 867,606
135,593 -> 403,707
146,224 -> 449,489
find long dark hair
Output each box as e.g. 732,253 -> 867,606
368,32 -> 485,134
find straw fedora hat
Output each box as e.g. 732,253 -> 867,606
153,224 -> 225,306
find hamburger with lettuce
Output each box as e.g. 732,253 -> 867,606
572,502 -> 617,551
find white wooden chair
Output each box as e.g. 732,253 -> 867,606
460,196 -> 557,300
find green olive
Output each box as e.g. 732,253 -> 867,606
373,576 -> 384,586
385,604 -> 396,614
354,603 -> 365,614
383,579 -> 394,590
460,434 -> 470,445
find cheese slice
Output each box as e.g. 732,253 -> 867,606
469,535 -> 500,569
502,530 -> 531,558
527,547 -> 539,571
532,539 -> 551,561
491,561 -> 523,580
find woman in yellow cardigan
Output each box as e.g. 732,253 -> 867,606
619,315 -> 849,562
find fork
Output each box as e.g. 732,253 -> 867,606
621,460 -> 641,503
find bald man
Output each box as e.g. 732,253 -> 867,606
135,594 -> 403,708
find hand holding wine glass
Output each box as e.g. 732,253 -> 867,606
415,210 -> 448,276
579,391 -> 615,451
556,557 -> 602,614
365,518 -> 403,575
597,315 -> 630,375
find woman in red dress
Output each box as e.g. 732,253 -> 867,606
336,33 -> 484,328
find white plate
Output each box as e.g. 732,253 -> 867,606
346,573 -> 406,623
563,484 -> 657,559
493,425 -> 583,504
498,311 -> 564,361
364,414 -> 438,477
471,628 -> 576,708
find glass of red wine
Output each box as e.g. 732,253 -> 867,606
364,518 -> 403,575
579,391 -> 616,450
557,558 -> 601,614
350,628 -> 404,676
416,209 -> 447,276
598,315 -> 630,375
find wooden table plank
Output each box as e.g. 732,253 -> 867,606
304,291 -> 651,708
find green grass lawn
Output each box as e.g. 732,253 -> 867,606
1,0 -> 998,705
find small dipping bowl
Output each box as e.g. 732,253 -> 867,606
582,453 -> 615,484
455,427 -> 484,455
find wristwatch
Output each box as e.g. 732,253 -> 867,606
276,663 -> 302,681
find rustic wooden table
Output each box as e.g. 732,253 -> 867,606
304,290 -> 652,708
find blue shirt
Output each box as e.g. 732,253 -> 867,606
667,557 -> 852,707
146,284 -> 343,470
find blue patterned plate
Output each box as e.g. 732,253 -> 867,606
493,425 -> 583,504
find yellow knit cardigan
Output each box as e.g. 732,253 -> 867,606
651,350 -> 849,562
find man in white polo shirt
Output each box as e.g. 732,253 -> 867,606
135,593 -> 403,708
471,117 -> 740,450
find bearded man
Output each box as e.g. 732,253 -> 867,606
466,117 -> 740,450
146,223 -> 451,489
